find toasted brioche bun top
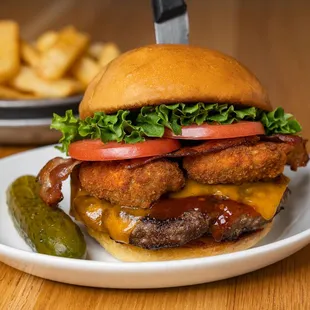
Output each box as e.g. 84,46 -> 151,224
79,44 -> 271,119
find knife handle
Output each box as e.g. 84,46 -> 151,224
152,0 -> 187,23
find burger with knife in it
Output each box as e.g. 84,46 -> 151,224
37,44 -> 309,261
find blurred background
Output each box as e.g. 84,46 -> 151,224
0,0 -> 309,140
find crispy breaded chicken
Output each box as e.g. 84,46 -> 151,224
183,142 -> 293,185
79,159 -> 185,208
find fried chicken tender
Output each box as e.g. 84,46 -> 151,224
183,142 -> 293,185
79,159 -> 185,208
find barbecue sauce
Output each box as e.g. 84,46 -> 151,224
148,196 -> 260,241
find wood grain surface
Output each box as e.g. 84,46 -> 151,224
1,0 -> 310,309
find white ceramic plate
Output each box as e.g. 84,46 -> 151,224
0,146 -> 309,289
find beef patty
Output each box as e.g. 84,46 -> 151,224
129,190 -> 289,250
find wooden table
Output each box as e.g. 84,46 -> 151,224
1,0 -> 310,308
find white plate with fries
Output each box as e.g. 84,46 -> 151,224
0,20 -> 121,101
0,146 -> 310,288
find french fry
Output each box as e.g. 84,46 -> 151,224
0,85 -> 37,99
37,26 -> 89,80
88,42 -> 104,59
11,66 -> 84,98
98,43 -> 121,67
71,56 -> 100,86
0,20 -> 20,83
21,41 -> 40,67
36,30 -> 58,52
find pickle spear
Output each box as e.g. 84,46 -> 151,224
6,175 -> 86,258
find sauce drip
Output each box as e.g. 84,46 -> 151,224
149,195 -> 260,241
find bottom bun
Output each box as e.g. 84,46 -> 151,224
87,222 -> 273,262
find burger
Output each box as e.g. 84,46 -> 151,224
38,44 -> 309,262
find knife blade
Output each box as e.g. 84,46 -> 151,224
151,0 -> 189,44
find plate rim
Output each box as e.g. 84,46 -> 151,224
0,145 -> 310,270
0,227 -> 309,270
0,95 -> 83,108
0,118 -> 52,127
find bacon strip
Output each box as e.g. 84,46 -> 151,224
262,134 -> 304,145
286,139 -> 309,171
262,134 -> 309,171
37,157 -> 81,206
125,136 -> 259,169
167,136 -> 259,157
124,157 -> 157,169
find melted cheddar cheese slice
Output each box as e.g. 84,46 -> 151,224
170,176 -> 290,220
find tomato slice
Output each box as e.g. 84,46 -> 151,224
68,139 -> 181,161
163,122 -> 265,140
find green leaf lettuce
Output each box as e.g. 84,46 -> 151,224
51,104 -> 302,154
